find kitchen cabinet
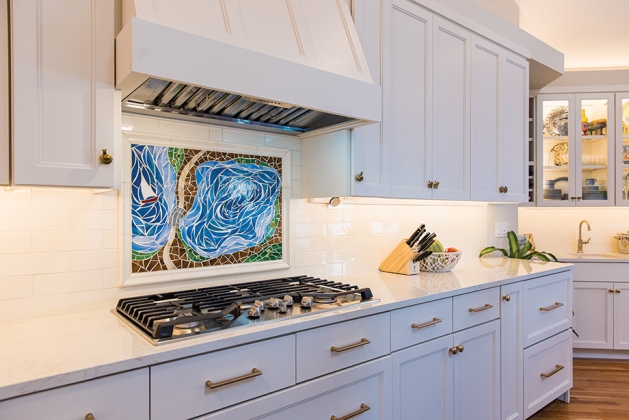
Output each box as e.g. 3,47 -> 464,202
471,36 -> 529,202
0,368 -> 149,420
392,320 -> 500,420
0,0 -> 8,185
615,93 -> 629,205
573,281 -> 629,351
500,281 -> 524,420
536,93 -> 615,206
11,0 -> 116,187
199,357 -> 392,420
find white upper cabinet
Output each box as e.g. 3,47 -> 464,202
615,93 -> 629,206
11,0 -> 115,188
431,16 -> 471,201
471,36 -> 528,202
0,0 -> 8,185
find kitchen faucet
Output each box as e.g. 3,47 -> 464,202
578,220 -> 591,253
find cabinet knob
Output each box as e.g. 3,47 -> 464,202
609,288 -> 615,293
427,181 -> 434,189
503,295 -> 511,302
433,181 -> 440,189
355,171 -> 364,182
449,346 -> 458,355
576,196 -> 582,201
499,186 -> 504,193
456,344 -> 464,353
616,289 -> 621,294
504,186 -> 508,193
85,414 -> 95,420
99,149 -> 113,165
570,197 -> 577,201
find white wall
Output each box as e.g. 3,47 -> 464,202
519,207 -> 629,254
0,115 -> 493,321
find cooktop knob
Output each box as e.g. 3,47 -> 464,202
254,300 -> 265,311
247,305 -> 261,318
301,296 -> 313,308
279,300 -> 289,314
283,295 -> 294,306
267,297 -> 280,309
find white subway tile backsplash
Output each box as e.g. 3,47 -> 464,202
158,119 -> 210,139
70,249 -> 117,272
223,128 -> 264,145
0,188 -> 31,209
31,189 -> 102,210
265,134 -> 301,151
0,253 -> 70,278
294,223 -> 327,238
0,232 -> 31,254
33,271 -> 104,296
0,294 -> 70,322
0,276 -> 32,299
70,210 -> 117,230
0,210 -> 69,232
294,251 -> 328,267
103,230 -> 118,249
32,231 -> 103,252
121,114 -> 159,133
101,191 -> 118,210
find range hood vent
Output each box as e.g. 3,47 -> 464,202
123,78 -> 356,134
117,0 -> 381,137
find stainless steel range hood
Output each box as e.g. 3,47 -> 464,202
116,0 -> 381,137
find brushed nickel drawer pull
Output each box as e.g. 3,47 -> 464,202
540,364 -> 564,379
85,414 -> 95,420
205,368 -> 262,389
331,403 -> 370,420
412,317 -> 442,330
469,303 -> 493,313
540,302 -> 564,312
331,338 -> 370,353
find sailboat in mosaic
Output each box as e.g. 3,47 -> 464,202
139,175 -> 159,204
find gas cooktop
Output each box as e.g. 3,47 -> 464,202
113,275 -> 377,345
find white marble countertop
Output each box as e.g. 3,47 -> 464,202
0,258 -> 572,402
555,252 -> 629,262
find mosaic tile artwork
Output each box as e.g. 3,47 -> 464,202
131,144 -> 283,273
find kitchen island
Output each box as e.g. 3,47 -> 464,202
0,258 -> 573,419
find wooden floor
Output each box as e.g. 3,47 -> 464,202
530,359 -> 629,419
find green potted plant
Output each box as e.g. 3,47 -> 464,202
479,231 -> 558,262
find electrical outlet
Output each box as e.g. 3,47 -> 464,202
495,222 -> 509,238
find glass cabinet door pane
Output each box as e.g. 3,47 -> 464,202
580,98 -> 609,202
621,98 -> 629,203
542,99 -> 570,202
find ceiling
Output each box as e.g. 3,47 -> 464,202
516,0 -> 629,70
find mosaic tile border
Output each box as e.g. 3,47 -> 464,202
119,131 -> 291,287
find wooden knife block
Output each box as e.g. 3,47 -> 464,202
379,240 -> 420,275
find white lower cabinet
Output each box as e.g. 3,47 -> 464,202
0,368 -> 149,420
523,330 -> 573,419
500,282 -> 524,420
573,280 -> 629,350
198,356 -> 392,420
392,320 -> 500,420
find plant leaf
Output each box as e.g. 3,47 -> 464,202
520,240 -> 532,259
528,251 -> 550,262
521,254 -> 533,260
479,246 -> 508,258
507,231 -> 520,258
544,251 -> 559,262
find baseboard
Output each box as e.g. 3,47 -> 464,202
573,349 -> 629,359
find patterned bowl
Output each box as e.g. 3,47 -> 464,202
419,251 -> 462,273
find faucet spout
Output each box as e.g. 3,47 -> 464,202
578,220 -> 591,253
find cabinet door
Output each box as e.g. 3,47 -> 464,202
392,335 -> 454,420
431,16 -> 471,201
453,320 -> 500,420
500,282 -> 524,420
386,0 -> 432,199
500,51 -> 529,202
615,93 -> 629,206
0,0 -> 8,185
470,35 -> 501,202
614,283 -> 629,350
199,357 -> 392,420
352,0 -> 388,197
0,369 -> 149,420
573,281 -> 614,349
12,0 -> 115,187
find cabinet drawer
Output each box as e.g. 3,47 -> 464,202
523,330 -> 573,418
199,357 -> 391,420
151,335 -> 295,420
452,287 -> 500,331
523,272 -> 572,348
391,297 -> 453,351
0,369 -> 149,420
296,313 -> 390,382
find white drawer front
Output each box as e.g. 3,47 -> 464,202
0,369 -> 149,420
523,330 -> 573,418
296,312 -> 390,382
452,287 -> 500,331
151,334 -> 295,420
391,297 -> 453,351
523,272 -> 572,348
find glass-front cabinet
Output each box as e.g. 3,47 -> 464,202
536,93 -> 615,207
616,93 -> 629,206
